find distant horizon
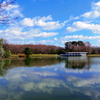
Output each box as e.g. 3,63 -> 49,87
2,38 -> 98,48
0,0 -> 100,47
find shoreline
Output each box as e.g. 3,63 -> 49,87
1,54 -> 100,60
87,54 -> 100,57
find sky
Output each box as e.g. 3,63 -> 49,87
1,0 -> 100,47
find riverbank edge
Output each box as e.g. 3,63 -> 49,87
87,54 -> 100,56
0,54 -> 60,59
1,54 -> 100,60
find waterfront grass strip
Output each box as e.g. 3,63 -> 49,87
30,54 -> 60,57
87,54 -> 100,56
10,54 -> 60,58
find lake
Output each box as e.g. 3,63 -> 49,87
0,56 -> 100,100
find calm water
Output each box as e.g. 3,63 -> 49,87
0,56 -> 100,100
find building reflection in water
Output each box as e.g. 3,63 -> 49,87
62,56 -> 91,70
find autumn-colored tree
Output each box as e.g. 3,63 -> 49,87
3,44 -> 60,54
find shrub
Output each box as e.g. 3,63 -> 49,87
4,50 -> 11,58
0,46 -> 5,58
24,47 -> 32,57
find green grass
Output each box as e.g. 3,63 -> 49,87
30,54 -> 60,57
87,54 -> 100,56
10,54 -> 19,58
10,54 -> 60,58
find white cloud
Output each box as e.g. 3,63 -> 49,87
0,2 -> 66,45
5,27 -> 26,36
82,1 -> 100,18
15,39 -> 55,45
36,20 -> 66,30
21,15 -> 66,30
66,21 -> 100,33
21,18 -> 35,27
54,38 -> 58,41
66,1 -> 100,34
0,24 -> 58,44
61,35 -> 100,41
33,40 -> 54,44
34,32 -> 58,37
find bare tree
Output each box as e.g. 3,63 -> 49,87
84,42 -> 92,54
0,0 -> 19,24
3,44 -> 60,54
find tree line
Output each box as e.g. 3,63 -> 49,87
3,40 -> 100,55
3,42 -> 65,54
65,41 -> 100,54
1,38 -> 100,58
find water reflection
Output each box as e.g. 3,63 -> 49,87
0,57 -> 100,100
24,58 -> 32,66
0,60 -> 11,76
65,57 -> 91,70
0,57 -> 65,76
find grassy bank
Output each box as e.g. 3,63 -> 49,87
10,54 -> 100,58
2,54 -> 100,59
87,54 -> 100,56
30,54 -> 60,57
11,54 -> 19,58
10,54 -> 60,59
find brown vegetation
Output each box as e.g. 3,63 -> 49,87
3,44 -> 62,54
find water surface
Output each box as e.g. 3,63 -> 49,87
0,56 -> 100,100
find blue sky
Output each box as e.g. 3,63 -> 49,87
1,0 -> 100,47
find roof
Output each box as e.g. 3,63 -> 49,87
66,52 -> 87,53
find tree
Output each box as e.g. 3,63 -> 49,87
65,41 -> 72,51
24,47 -> 32,58
0,45 -> 4,57
77,41 -> 85,46
0,0 -> 19,24
84,42 -> 92,54
56,48 -> 66,54
4,50 -> 11,58
0,38 -> 11,58
0,39 -> 5,57
65,41 -> 86,52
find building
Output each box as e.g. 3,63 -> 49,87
60,52 -> 87,56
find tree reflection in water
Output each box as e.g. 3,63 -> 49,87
0,57 -> 92,76
24,58 -> 32,66
65,57 -> 91,70
0,57 -> 65,76
0,60 -> 11,76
